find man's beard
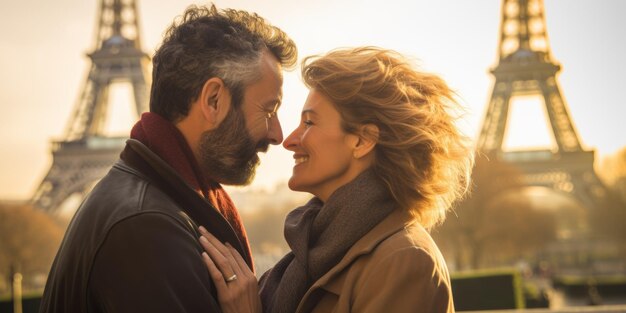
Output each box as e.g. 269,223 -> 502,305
198,107 -> 269,185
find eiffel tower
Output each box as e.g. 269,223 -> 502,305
32,0 -> 150,212
477,0 -> 607,211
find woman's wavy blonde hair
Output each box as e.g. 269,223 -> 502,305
301,47 -> 474,229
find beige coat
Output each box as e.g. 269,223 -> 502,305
295,208 -> 454,313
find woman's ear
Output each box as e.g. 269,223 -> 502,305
353,124 -> 379,159
199,77 -> 232,130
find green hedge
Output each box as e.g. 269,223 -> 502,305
553,275 -> 626,298
0,293 -> 42,313
451,268 -> 525,311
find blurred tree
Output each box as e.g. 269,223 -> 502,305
240,201 -> 294,256
434,154 -> 556,270
475,191 -> 557,267
239,200 -> 299,275
0,203 -> 63,294
591,147 -> 626,251
598,147 -> 626,190
598,147 -> 626,218
589,190 -> 626,256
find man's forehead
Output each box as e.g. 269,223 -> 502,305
260,48 -> 283,78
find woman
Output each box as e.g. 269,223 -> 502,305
199,47 -> 473,313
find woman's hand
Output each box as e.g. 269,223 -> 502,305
198,226 -> 262,313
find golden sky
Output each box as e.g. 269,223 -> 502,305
1,0 -> 625,199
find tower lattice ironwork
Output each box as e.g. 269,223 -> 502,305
32,0 -> 150,212
477,0 -> 606,211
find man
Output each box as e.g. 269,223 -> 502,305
40,4 -> 297,312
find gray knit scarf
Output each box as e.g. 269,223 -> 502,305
259,169 -> 396,313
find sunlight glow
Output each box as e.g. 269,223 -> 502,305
503,96 -> 555,151
103,82 -> 139,137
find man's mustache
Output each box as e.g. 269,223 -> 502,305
256,139 -> 270,153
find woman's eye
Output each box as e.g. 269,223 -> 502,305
303,120 -> 313,128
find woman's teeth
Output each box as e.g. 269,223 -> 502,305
295,156 -> 309,165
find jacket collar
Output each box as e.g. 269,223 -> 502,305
117,139 -> 253,268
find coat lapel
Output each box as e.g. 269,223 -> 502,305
119,139 -> 253,267
296,208 -> 414,312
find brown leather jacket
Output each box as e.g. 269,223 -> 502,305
39,140 -> 249,312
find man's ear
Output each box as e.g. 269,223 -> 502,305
199,77 -> 232,129
352,124 -> 379,159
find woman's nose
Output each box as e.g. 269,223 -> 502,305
282,127 -> 300,151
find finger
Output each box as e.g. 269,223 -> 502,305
226,243 -> 255,277
199,227 -> 234,260
199,236 -> 236,281
221,243 -> 243,275
202,252 -> 229,292
204,252 -> 261,313
199,227 -> 243,274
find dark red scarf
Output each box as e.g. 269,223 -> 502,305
130,112 -> 252,269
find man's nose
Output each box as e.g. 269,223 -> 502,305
267,116 -> 283,145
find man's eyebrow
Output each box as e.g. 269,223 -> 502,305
263,97 -> 282,110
